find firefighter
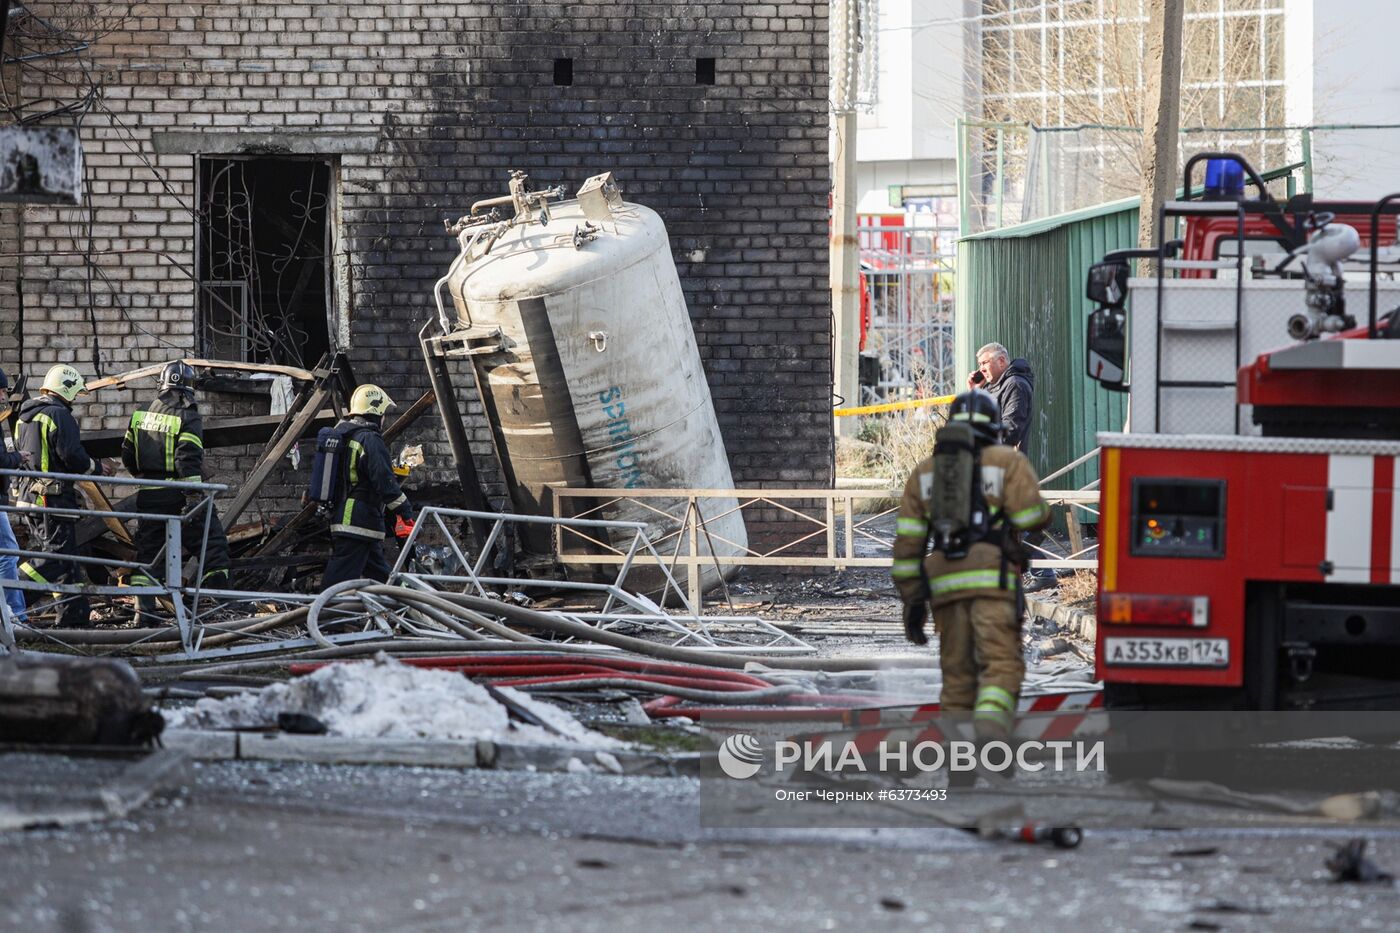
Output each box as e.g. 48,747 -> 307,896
15,364 -> 107,628
322,384 -> 415,589
121,361 -> 230,622
891,388 -> 1050,744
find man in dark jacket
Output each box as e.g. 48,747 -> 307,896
15,364 -> 107,627
121,361 -> 230,622
969,343 -> 1054,590
969,342 -> 1034,454
322,384 -> 415,589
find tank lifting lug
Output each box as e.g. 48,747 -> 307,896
1283,641 -> 1316,683
587,331 -> 608,352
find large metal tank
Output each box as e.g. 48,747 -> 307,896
443,175 -> 746,588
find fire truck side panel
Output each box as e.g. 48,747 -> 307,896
1096,442 -> 1399,687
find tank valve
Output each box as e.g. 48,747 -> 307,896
573,223 -> 600,249
587,331 -> 608,352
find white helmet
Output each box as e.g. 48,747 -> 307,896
41,364 -> 88,403
349,384 -> 395,417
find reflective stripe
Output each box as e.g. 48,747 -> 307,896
976,684 -> 1016,712
19,562 -> 46,584
386,493 -> 407,512
178,475 -> 202,484
1010,502 -> 1049,529
347,439 -> 364,486
895,517 -> 928,536
928,568 -> 1006,596
974,708 -> 1015,731
35,413 -> 55,473
953,412 -> 992,423
891,558 -> 924,579
129,409 -> 183,473
342,498 -> 355,528
202,568 -> 229,582
178,431 -> 203,449
330,523 -> 385,539
129,574 -> 156,586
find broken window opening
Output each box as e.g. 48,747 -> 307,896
696,57 -> 716,85
553,58 -> 573,86
197,157 -> 333,368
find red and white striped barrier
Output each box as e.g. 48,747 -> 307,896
796,690 -> 1105,754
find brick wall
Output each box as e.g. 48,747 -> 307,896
1,2 -> 833,523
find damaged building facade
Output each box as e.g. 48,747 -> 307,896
0,2 -> 832,519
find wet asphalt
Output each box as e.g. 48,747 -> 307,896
4,756 -> 1399,932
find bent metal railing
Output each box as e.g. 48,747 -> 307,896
554,486 -> 1100,608
0,468 -> 228,654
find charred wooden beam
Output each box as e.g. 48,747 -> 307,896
81,410 -> 338,459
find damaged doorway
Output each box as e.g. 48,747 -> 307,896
197,157 -> 334,368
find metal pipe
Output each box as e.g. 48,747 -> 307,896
470,194 -> 514,215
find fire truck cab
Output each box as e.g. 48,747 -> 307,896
1084,154 -> 1400,710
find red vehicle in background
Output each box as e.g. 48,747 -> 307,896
1084,153 -> 1400,710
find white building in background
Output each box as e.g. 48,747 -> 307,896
855,0 -> 971,219
1284,0 -> 1400,198
858,1 -> 1400,223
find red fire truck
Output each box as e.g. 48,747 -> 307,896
1084,154 -> 1400,710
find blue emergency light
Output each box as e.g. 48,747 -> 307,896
1203,158 -> 1245,200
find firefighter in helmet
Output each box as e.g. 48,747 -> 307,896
121,361 -> 230,622
322,384 -> 415,589
891,389 -> 1050,743
14,364 -> 107,627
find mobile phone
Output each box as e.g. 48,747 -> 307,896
971,371 -> 985,385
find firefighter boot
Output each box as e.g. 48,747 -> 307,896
969,596 -> 1025,741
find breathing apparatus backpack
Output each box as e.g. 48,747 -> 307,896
306,425 -> 349,506
927,420 -> 992,561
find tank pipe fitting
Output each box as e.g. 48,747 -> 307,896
470,194 -> 515,216
433,226 -> 490,332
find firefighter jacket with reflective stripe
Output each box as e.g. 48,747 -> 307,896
14,395 -> 98,509
330,417 -> 413,540
121,390 -> 205,483
891,444 -> 1050,609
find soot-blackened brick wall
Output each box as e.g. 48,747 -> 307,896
2,2 -> 832,522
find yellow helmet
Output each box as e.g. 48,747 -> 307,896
41,364 -> 88,403
349,384 -> 395,417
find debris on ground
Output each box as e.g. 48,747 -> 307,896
1326,839 -> 1395,884
165,654 -> 626,749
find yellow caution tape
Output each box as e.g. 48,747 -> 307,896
833,394 -> 957,417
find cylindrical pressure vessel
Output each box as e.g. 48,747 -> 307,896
446,194 -> 746,590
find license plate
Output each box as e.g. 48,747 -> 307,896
1103,637 -> 1229,668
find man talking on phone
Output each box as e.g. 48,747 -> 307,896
967,343 -> 1033,454
967,343 -> 1054,591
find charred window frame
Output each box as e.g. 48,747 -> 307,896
194,155 -> 337,368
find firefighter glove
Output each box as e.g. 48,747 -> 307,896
394,515 -> 416,539
903,600 -> 929,645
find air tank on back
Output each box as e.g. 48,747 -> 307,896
434,171 -> 746,590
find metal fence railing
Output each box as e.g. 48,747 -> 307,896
0,469 -> 228,653
554,486 -> 1099,608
